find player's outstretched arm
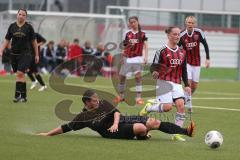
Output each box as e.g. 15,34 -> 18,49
37,127 -> 63,136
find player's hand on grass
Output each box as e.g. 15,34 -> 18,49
205,59 -> 210,68
152,71 -> 159,79
37,132 -> 49,136
108,124 -> 118,133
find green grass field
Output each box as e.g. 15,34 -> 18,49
0,73 -> 240,160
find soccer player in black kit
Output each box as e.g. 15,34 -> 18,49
0,9 -> 39,102
28,32 -> 47,91
37,90 -> 195,140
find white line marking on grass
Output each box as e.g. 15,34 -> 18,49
193,97 -> 240,100
193,105 -> 240,112
1,79 -> 240,96
197,91 -> 240,96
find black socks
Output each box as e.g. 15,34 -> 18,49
27,72 -> 35,82
15,82 -> 22,98
35,74 -> 45,86
15,82 -> 27,99
159,122 -> 187,135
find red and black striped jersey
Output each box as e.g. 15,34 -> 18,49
151,45 -> 188,86
123,30 -> 148,58
179,28 -> 209,66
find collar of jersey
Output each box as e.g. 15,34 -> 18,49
130,29 -> 139,34
165,44 -> 178,52
186,28 -> 194,37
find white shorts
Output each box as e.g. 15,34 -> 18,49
119,56 -> 143,76
187,64 -> 201,82
156,80 -> 184,103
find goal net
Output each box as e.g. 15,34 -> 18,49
0,10 -> 126,53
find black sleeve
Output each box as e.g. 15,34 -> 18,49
143,33 -> 148,41
200,34 -> 210,60
28,24 -> 36,41
178,37 -> 183,47
182,57 -> 189,87
61,113 -> 88,133
102,100 -> 120,113
150,50 -> 161,74
122,33 -> 128,47
36,33 -> 46,43
61,124 -> 72,133
5,24 -> 13,40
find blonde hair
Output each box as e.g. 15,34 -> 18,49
185,16 -> 196,23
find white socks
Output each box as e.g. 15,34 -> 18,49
146,103 -> 164,113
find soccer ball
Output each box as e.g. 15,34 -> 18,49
205,131 -> 223,149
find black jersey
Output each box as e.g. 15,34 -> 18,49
5,22 -> 35,55
31,33 -> 46,55
61,100 -> 120,135
35,33 -> 46,44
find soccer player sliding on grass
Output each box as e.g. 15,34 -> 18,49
38,90 -> 195,140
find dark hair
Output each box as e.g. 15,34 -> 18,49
165,26 -> 179,34
82,90 -> 96,104
48,41 -> 54,45
128,16 -> 142,42
73,38 -> 79,43
18,8 -> 27,16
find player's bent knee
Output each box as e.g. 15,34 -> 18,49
192,82 -> 198,89
176,104 -> 185,112
146,118 -> 160,130
133,123 -> 147,136
163,104 -> 172,112
16,71 -> 25,79
175,99 -> 185,112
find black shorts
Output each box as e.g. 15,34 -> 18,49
119,115 -> 148,125
99,123 -> 135,140
11,54 -> 32,73
99,115 -> 149,140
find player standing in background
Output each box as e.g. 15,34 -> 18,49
114,16 -> 148,105
28,32 -> 47,91
0,8 -> 39,102
178,16 -> 210,112
140,26 -> 191,141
